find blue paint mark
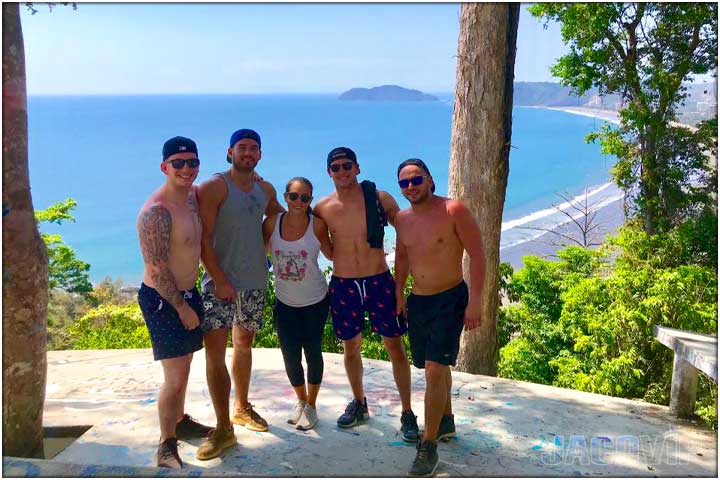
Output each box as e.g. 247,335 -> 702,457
140,398 -> 156,405
531,445 -> 543,450
388,441 -> 413,446
5,460 -> 41,477
79,465 -> 100,476
2,203 -> 9,217
555,436 -> 563,446
472,430 -> 502,449
504,402 -> 513,406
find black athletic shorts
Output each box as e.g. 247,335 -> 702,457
138,283 -> 204,361
407,281 -> 468,369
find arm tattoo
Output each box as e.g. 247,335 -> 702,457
138,205 -> 184,308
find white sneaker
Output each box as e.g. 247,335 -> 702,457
287,400 -> 307,425
297,404 -> 319,431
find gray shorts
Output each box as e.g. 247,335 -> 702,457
201,284 -> 266,332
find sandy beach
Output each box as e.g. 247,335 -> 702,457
499,106 -> 625,270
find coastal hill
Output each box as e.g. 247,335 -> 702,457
514,81 -> 716,125
339,85 -> 438,101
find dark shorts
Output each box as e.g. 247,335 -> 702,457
407,281 -> 468,369
329,270 -> 407,340
138,283 -> 204,361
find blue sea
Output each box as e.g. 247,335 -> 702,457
28,94 -> 620,285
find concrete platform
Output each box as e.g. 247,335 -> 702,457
19,348 -> 718,476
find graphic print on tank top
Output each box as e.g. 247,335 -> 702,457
274,248 -> 309,282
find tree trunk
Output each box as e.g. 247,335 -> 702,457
2,2 -> 49,458
448,3 -> 519,375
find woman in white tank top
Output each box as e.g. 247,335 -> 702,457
262,177 -> 333,431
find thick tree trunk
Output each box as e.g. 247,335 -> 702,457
448,3 -> 519,375
2,2 -> 49,458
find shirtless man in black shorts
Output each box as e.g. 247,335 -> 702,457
136,136 -> 213,469
394,158 -> 486,477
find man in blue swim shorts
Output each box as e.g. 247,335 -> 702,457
137,136 -> 213,469
314,147 -> 419,442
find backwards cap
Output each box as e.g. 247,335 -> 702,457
326,146 -> 357,168
227,128 -> 261,163
397,158 -> 435,193
162,136 -> 198,160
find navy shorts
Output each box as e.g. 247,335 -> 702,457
407,281 -> 468,369
329,270 -> 407,340
138,283 -> 204,361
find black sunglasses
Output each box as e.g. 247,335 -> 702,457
165,158 -> 200,169
398,175 -> 426,189
287,192 -> 312,203
329,161 -> 355,173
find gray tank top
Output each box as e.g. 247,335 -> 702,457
201,172 -> 269,292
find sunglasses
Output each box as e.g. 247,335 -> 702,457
329,161 -> 355,173
165,158 -> 200,169
287,192 -> 312,203
398,175 -> 426,189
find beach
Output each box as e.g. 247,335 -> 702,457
499,106 -> 625,270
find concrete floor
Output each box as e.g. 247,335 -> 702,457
8,348 -> 716,477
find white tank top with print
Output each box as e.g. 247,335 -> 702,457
269,213 -> 328,307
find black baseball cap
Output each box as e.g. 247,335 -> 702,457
162,136 -> 198,160
327,147 -> 357,168
397,158 -> 435,193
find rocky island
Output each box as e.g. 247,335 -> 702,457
339,85 -> 438,101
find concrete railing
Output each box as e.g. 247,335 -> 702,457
653,325 -> 718,419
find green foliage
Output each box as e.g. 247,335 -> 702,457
69,303 -> 150,350
35,198 -> 92,296
498,225 -> 717,428
529,3 -> 718,234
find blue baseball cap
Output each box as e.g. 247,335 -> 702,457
227,129 -> 261,163
229,129 -> 261,149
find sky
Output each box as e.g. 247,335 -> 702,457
20,3 -> 569,95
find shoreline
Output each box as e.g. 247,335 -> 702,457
522,105 -> 622,125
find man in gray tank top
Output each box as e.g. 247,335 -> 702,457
195,129 -> 284,460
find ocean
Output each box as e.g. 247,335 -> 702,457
28,94 -> 620,284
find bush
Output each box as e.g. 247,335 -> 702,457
69,303 -> 150,350
498,224 -> 718,429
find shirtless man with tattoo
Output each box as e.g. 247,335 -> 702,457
313,147 -> 419,442
136,136 -> 213,469
394,158 -> 485,476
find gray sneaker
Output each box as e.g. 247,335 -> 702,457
408,439 -> 439,477
288,400 -> 307,425
337,397 -> 369,428
156,437 -> 182,469
400,410 -> 419,442
437,414 -> 456,442
297,404 -> 319,431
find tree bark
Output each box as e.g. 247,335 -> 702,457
2,2 -> 49,458
448,3 -> 519,375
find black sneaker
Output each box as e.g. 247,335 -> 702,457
176,414 -> 213,439
337,397 -> 369,428
437,414 -> 456,442
400,410 -> 419,442
408,439 -> 439,477
156,437 -> 183,469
